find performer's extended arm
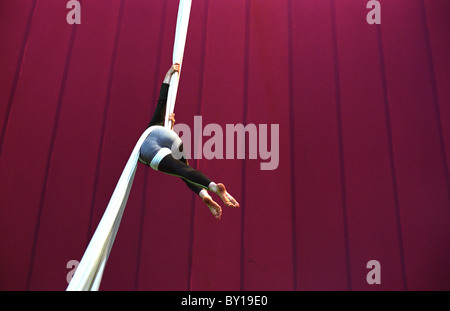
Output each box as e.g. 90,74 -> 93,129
147,64 -> 179,128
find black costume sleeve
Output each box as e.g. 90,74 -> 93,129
147,83 -> 170,128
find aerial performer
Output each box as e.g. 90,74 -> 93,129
138,63 -> 240,219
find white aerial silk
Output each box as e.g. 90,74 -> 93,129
164,0 -> 191,129
66,0 -> 191,291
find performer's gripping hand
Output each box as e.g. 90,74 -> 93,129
170,63 -> 180,74
164,63 -> 180,83
169,113 -> 175,130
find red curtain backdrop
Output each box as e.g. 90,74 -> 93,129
0,0 -> 449,291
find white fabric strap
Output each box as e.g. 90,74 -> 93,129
67,0 -> 192,291
66,127 -> 152,291
164,0 -> 192,129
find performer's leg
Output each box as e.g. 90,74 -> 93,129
159,154 -> 224,219
179,157 -> 226,219
177,156 -> 204,194
158,153 -> 212,190
158,154 -> 239,209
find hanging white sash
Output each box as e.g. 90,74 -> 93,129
67,0 -> 192,291
164,0 -> 191,129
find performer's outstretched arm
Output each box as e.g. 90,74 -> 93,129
147,64 -> 180,128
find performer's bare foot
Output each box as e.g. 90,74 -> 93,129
217,183 -> 240,208
202,195 -> 222,220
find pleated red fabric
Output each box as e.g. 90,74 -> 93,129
0,0 -> 449,290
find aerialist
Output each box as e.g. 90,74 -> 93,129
139,63 -> 239,219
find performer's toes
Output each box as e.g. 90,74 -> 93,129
203,196 -> 222,220
217,183 -> 240,208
